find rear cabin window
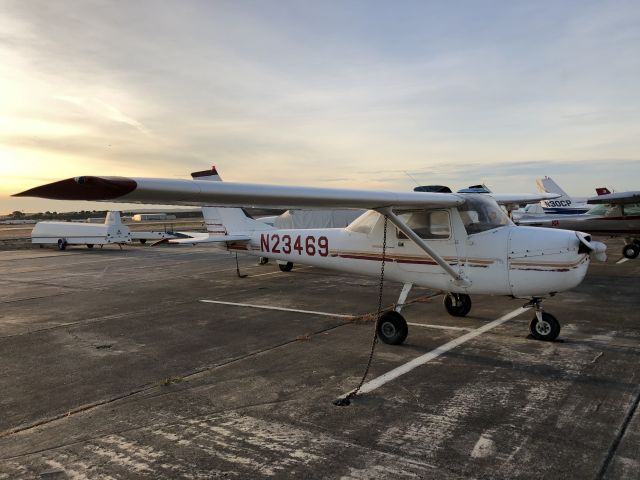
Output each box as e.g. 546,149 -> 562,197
396,210 -> 451,240
346,210 -> 379,235
623,203 -> 640,216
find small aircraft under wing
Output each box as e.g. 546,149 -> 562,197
16,171 -> 606,343
517,190 -> 640,259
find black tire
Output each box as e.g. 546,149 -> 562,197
57,239 -> 67,251
139,239 -> 147,245
259,257 -> 269,265
622,244 -> 639,259
86,244 -> 94,249
376,311 -> 408,345
443,293 -> 472,317
279,262 -> 294,272
529,312 -> 560,341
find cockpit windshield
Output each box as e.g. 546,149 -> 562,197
457,194 -> 512,234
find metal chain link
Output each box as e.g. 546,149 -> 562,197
334,215 -> 388,406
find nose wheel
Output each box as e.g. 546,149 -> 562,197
524,298 -> 561,341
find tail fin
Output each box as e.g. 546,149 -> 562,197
105,211 -> 122,225
596,187 -> 611,196
536,176 -> 570,197
535,176 -> 573,206
191,166 -> 273,235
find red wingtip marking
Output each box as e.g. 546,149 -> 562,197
12,176 -> 137,200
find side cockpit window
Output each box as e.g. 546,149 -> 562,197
397,210 -> 451,240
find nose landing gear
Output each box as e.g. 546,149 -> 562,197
524,298 -> 560,341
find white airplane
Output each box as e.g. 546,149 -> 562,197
15,169 -> 606,343
535,176 -> 590,214
517,190 -> 640,259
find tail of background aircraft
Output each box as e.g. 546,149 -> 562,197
191,167 -> 273,235
596,187 -> 611,196
534,176 -> 589,214
536,176 -> 571,201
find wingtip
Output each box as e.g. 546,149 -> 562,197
12,176 -> 137,200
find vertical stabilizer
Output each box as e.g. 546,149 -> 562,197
190,166 -> 273,235
534,176 -> 589,213
536,176 -> 570,199
105,211 -> 122,225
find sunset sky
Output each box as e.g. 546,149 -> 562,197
1,0 -> 640,214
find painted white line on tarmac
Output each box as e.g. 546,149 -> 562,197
344,306 -> 528,397
616,258 -> 629,264
407,322 -> 472,332
200,299 -> 354,318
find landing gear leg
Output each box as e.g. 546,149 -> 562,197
394,283 -> 413,313
524,298 -> 560,341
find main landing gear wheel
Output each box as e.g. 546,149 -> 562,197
622,244 -> 639,259
258,257 -> 269,265
139,239 -> 147,245
278,262 -> 294,272
86,244 -> 94,249
376,311 -> 408,345
529,312 -> 560,341
443,293 -> 472,317
57,239 -> 67,251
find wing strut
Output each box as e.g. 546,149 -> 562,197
377,207 -> 470,287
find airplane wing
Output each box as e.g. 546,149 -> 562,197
490,193 -> 560,205
14,176 -> 465,210
587,191 -> 640,205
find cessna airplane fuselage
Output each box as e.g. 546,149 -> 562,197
244,207 -> 590,298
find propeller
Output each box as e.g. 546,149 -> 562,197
576,232 -> 607,262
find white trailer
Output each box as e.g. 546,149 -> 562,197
31,212 -> 131,250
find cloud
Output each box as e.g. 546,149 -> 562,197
1,0 -> 640,214
53,96 -> 149,134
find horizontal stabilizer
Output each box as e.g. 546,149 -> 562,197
151,231 -> 250,246
587,191 -> 640,205
162,233 -> 251,245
